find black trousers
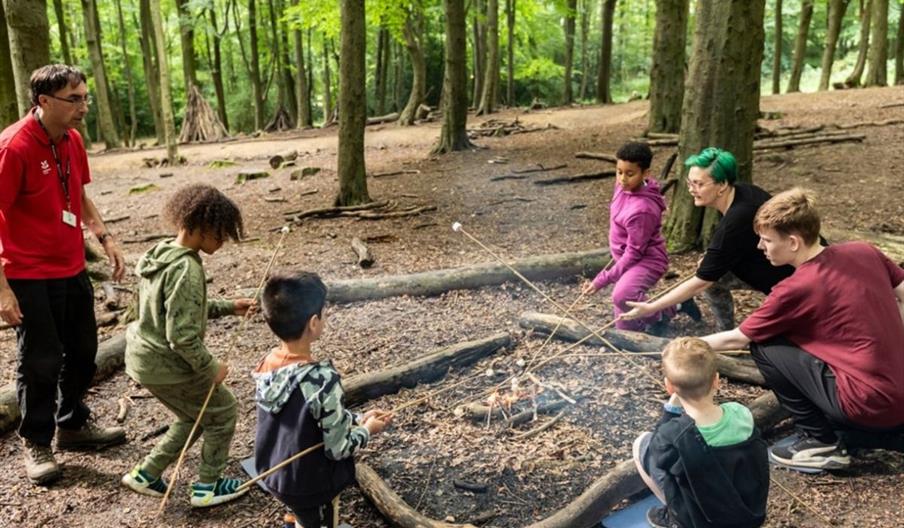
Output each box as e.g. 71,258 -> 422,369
10,271 -> 97,446
292,500 -> 335,528
751,337 -> 904,451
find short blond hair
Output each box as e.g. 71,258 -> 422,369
754,188 -> 820,245
662,337 -> 717,400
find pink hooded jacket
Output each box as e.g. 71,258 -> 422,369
591,178 -> 669,289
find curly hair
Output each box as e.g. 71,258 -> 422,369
616,142 -> 654,170
163,184 -> 244,242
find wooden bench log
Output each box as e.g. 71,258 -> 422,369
518,311 -> 765,386
343,333 -> 512,407
351,237 -> 375,268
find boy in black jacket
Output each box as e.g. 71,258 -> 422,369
632,337 -> 769,528
253,272 -> 392,528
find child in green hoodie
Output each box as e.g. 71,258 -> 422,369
122,184 -> 254,508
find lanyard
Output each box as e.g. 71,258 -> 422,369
34,113 -> 72,211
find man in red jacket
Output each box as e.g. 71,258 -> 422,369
0,65 -> 126,485
701,188 -> 904,471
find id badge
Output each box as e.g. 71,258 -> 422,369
62,210 -> 77,227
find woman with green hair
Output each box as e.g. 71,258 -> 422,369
621,147 -> 795,330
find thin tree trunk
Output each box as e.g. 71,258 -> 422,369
578,0 -> 592,100
399,9 -> 426,126
249,0 -> 265,130
0,0 -> 19,125
477,0 -> 499,114
175,0 -> 198,92
114,0 -> 137,147
265,0 -> 292,129
846,0 -> 872,87
374,28 -> 386,115
864,0 -> 888,86
80,0 -> 121,148
307,27 -> 314,120
648,0 -> 688,133
818,0 -> 851,90
506,0 -> 515,105
471,0 -> 486,107
596,0 -> 617,104
786,0 -> 814,93
336,0 -> 369,206
432,0 -> 474,154
292,0 -> 311,127
52,0 -> 73,64
139,0 -> 164,144
208,6 -> 229,130
278,0 -> 296,121
322,36 -> 332,124
772,0 -> 782,94
392,40 -> 404,111
664,0 -> 766,252
896,1 -> 904,85
150,0 -> 178,163
4,0 -> 51,116
563,0 -> 577,104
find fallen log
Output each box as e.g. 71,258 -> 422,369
534,170 -> 617,186
353,205 -> 437,220
524,392 -> 785,528
753,133 -> 865,151
284,200 -> 389,222
490,174 -> 527,182
356,463 -> 478,528
645,138 -> 678,147
367,112 -> 400,126
511,163 -> 568,174
343,333 -> 512,407
351,237 -> 375,268
371,169 -> 421,178
834,118 -> 904,130
459,397 -> 566,424
518,311 -> 765,386
269,150 -> 298,169
574,151 -> 617,163
644,132 -> 678,140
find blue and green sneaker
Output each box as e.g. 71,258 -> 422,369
190,476 -> 249,507
121,466 -> 168,497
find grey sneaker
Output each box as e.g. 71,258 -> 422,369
770,433 -> 850,470
22,439 -> 61,485
57,419 -> 126,450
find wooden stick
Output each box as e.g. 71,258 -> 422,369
770,476 -> 834,527
236,442 -> 326,493
158,226 -> 292,515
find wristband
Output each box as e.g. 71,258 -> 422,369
97,232 -> 113,244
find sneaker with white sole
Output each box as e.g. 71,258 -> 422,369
769,433 -> 850,470
121,466 -> 168,497
190,476 -> 249,507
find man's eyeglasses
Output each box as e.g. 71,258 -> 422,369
685,177 -> 714,191
47,94 -> 92,107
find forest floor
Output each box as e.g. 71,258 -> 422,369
1,86 -> 903,528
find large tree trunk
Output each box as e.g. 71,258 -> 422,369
897,1 -> 904,85
175,0 -> 198,92
648,0 -> 688,133
864,0 -> 888,86
398,9 -> 426,126
52,0 -> 73,64
0,0 -> 19,126
846,0 -> 872,87
265,0 -> 293,131
4,0 -> 50,116
578,0 -> 593,100
563,0 -> 577,105
596,0 -> 617,104
664,0 -> 766,252
291,0 -> 311,128
150,0 -> 178,164
818,0 -> 851,91
771,0 -> 782,94
208,6 -> 229,130
248,0 -> 265,130
506,0 -> 515,105
139,0 -> 164,144
786,0 -> 814,93
477,0 -> 499,114
335,0 -> 370,206
114,0 -> 137,147
277,0 -> 297,122
432,0 -> 474,154
80,0 -> 121,149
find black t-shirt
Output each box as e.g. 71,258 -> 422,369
696,183 -> 794,293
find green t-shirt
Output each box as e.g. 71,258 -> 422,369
696,402 -> 754,447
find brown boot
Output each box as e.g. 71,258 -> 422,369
22,439 -> 61,485
56,419 -> 126,450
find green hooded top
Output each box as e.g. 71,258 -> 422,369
125,240 -> 235,385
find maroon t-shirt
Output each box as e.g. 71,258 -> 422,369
740,242 -> 904,428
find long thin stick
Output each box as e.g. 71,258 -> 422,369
236,442 -> 325,493
770,475 -> 834,527
158,227 -> 292,516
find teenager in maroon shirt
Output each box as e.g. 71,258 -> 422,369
0,65 -> 127,485
701,188 -> 904,471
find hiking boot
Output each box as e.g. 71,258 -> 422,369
121,466 -> 168,497
769,433 -> 850,470
56,418 -> 126,450
677,298 -> 702,322
190,476 -> 249,507
22,439 -> 61,485
646,505 -> 679,528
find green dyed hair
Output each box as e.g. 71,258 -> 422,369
684,147 -> 738,185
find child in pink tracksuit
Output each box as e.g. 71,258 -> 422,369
582,142 -> 677,332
